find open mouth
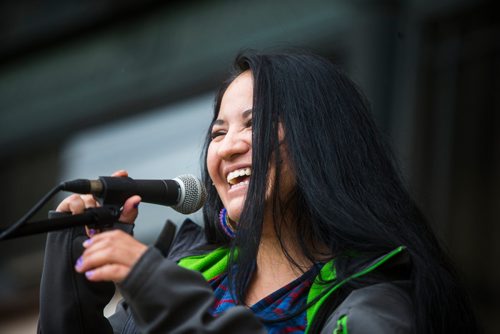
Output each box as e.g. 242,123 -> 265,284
227,167 -> 251,188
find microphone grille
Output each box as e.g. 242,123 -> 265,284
172,174 -> 207,214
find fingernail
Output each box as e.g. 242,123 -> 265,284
75,256 -> 83,270
85,270 -> 95,278
83,239 -> 92,247
88,229 -> 96,237
133,202 -> 140,209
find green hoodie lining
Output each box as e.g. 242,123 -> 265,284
178,245 -> 405,333
305,246 -> 405,333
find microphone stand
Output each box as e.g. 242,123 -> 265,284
0,207 -> 121,240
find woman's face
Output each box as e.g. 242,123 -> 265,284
207,71 -> 254,222
207,70 -> 296,223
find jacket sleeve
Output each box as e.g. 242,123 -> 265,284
118,246 -> 267,334
38,225 -> 115,334
320,282 -> 413,334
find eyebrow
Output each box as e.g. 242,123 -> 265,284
242,108 -> 252,119
212,109 -> 253,127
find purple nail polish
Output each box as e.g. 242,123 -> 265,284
83,239 -> 92,247
88,229 -> 96,237
85,270 -> 95,278
75,256 -> 83,269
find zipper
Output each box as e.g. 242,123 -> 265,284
333,314 -> 348,334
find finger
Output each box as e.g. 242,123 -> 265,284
81,194 -> 99,208
84,228 -> 127,244
84,263 -> 130,283
82,230 -> 126,260
81,230 -> 131,258
84,226 -> 100,238
119,195 -> 141,224
77,230 -> 146,270
76,244 -> 120,273
56,194 -> 86,214
76,241 -> 146,277
112,170 -> 128,177
82,234 -> 147,267
79,194 -> 101,236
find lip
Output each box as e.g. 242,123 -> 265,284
227,180 -> 249,194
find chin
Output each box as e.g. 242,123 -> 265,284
223,195 -> 246,221
226,204 -> 243,222
226,211 -> 241,223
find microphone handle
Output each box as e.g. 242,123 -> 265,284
96,177 -> 181,206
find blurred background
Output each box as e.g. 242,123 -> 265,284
0,0 -> 497,332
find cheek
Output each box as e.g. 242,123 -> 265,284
206,145 -> 218,181
207,144 -> 229,209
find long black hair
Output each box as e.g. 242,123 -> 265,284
201,50 -> 478,333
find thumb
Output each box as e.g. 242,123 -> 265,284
120,195 -> 141,224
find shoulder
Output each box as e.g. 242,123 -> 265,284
321,281 -> 413,334
165,219 -> 219,261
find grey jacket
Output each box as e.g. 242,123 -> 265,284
38,219 -> 414,333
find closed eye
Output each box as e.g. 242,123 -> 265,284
210,130 -> 226,140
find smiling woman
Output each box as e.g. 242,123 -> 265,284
38,50 -> 479,333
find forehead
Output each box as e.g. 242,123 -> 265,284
217,70 -> 253,119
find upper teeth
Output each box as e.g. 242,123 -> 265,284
227,168 -> 251,184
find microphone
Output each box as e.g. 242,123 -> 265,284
61,174 -> 207,214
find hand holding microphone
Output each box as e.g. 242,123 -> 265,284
56,170 -> 206,283
56,170 -> 141,228
58,170 -> 207,235
56,170 -> 144,283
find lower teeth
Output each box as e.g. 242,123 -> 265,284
231,180 -> 249,188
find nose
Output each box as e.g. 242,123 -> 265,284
217,130 -> 250,160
